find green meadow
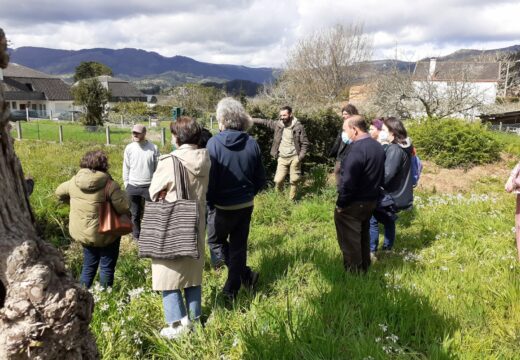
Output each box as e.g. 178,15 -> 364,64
14,131 -> 520,359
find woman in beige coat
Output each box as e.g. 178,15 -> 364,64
148,117 -> 210,339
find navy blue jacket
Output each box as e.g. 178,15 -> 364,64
206,130 -> 266,207
336,135 -> 385,208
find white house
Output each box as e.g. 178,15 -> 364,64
0,63 -> 73,117
412,59 -> 501,118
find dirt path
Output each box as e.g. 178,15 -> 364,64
417,154 -> 516,193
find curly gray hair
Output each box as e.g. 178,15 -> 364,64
216,97 -> 252,131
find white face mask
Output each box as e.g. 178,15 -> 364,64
378,130 -> 389,142
341,131 -> 350,144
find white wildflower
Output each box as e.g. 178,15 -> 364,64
378,324 -> 388,332
128,287 -> 145,300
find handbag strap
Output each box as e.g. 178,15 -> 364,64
170,155 -> 191,200
104,178 -> 112,201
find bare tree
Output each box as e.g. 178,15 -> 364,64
276,23 -> 372,110
0,28 -> 98,359
367,61 -> 492,119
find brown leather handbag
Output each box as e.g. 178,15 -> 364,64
98,179 -> 133,236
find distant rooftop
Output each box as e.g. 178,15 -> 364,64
3,63 -> 57,79
413,61 -> 501,82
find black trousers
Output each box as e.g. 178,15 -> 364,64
334,201 -> 377,272
126,184 -> 151,240
214,206 -> 254,297
206,206 -> 225,266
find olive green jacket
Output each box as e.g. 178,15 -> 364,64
56,169 -> 130,247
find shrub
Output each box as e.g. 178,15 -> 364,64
407,118 -> 501,169
247,105 -> 341,179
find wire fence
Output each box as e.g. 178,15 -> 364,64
488,122 -> 520,134
9,120 -> 171,146
9,115 -> 220,146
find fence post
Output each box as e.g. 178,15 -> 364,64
59,125 -> 63,144
120,115 -> 123,127
161,127 -> 166,147
210,115 -> 214,130
499,122 -> 503,131
106,126 -> 111,145
16,121 -> 22,140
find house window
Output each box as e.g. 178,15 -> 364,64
11,102 -> 16,109
25,83 -> 34,91
20,104 -> 26,110
32,104 -> 37,110
43,104 -> 46,111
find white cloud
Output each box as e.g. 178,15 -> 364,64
1,0 -> 520,67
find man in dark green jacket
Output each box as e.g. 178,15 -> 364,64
252,106 -> 309,200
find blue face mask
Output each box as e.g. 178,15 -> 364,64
341,131 -> 350,144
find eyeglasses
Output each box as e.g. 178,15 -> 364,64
132,132 -> 141,135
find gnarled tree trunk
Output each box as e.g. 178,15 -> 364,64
0,28 -> 98,359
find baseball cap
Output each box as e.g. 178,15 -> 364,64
132,124 -> 146,133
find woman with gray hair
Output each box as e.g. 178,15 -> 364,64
206,97 -> 266,301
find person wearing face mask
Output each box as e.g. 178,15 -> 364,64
329,104 -> 359,189
123,124 -> 160,241
369,117 -> 414,257
369,119 -> 388,144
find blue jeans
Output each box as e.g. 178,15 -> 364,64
80,238 -> 121,288
162,286 -> 201,323
369,211 -> 396,252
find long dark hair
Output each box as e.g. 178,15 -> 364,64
383,117 -> 408,145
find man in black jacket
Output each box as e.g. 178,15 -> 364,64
335,115 -> 385,272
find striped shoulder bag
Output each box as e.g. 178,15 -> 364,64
138,155 -> 200,259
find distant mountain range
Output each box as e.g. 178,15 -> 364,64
7,46 -> 275,84
7,44 -> 520,93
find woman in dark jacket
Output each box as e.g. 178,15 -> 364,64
369,117 -> 414,254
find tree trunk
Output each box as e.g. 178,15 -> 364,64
0,28 -> 99,360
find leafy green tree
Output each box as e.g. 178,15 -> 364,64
74,61 -> 113,82
72,78 -> 110,126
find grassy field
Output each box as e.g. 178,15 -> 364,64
14,132 -> 520,359
10,120 -> 174,145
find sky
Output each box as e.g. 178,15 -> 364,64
1,0 -> 520,68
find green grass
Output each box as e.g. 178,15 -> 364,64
14,133 -> 520,359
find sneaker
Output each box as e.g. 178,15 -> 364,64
160,316 -> 192,340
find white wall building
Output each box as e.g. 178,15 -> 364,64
0,63 -> 73,117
